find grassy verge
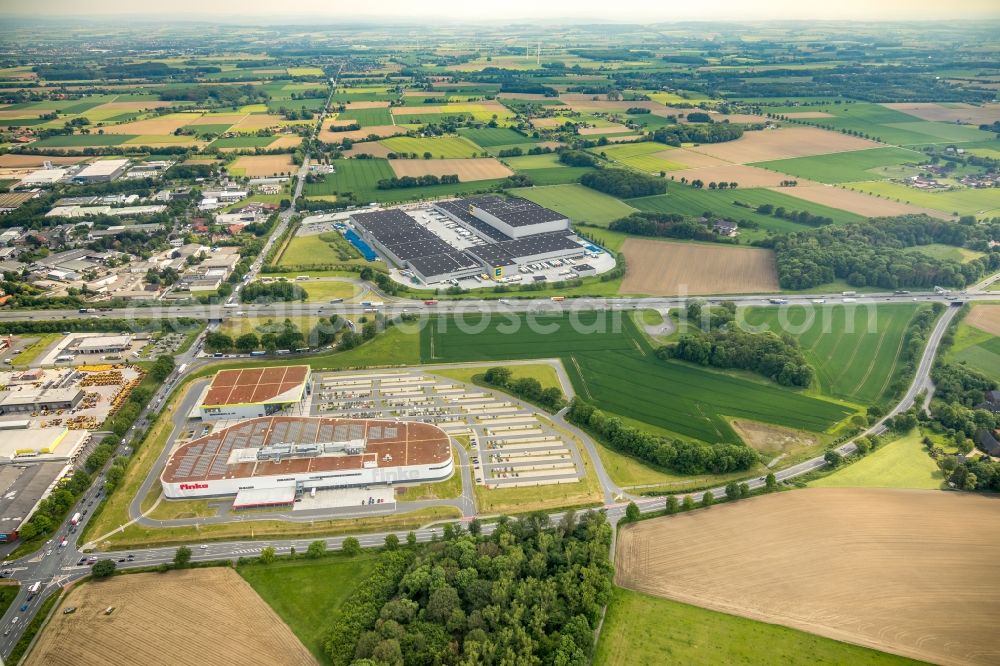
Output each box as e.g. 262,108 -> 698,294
90,506 -> 460,551
12,332 -> 62,366
0,583 -> 18,617
595,587 -> 924,666
238,553 -> 377,665
394,446 -> 464,501
810,429 -> 943,490
145,498 -> 219,520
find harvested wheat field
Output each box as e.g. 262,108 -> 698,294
616,488 -> 1000,666
25,568 -> 316,666
686,126 -> 880,163
319,125 -> 405,142
620,238 -> 779,296
671,164 -> 807,188
188,114 -> 245,126
578,124 -> 632,135
0,154 -> 89,167
102,113 -> 200,135
389,158 -> 512,181
268,135 -> 303,149
964,304 -> 1000,336
343,141 -> 394,158
775,184 -> 954,219
665,147 -> 731,169
883,102 -> 1000,126
531,117 -> 564,129
230,154 -> 296,177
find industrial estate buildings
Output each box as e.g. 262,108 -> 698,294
161,416 -> 453,505
196,365 -> 311,421
350,195 -> 597,284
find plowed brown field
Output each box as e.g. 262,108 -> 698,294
619,238 -> 779,296
616,488 -> 1000,666
388,158 -> 512,181
25,568 -> 316,666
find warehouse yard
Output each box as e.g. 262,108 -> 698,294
25,568 -> 317,666
616,488 -> 1000,666
619,238 -> 780,295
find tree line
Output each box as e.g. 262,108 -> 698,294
566,399 -> 757,474
482,366 -> 566,412
376,174 -> 460,190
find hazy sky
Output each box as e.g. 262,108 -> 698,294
4,0 -> 999,21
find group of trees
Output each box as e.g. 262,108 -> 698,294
376,174 -> 460,190
609,212 -> 733,243
14,469 -> 91,543
651,123 -> 744,146
566,399 -> 757,475
768,215 -> 1000,290
482,367 -> 566,412
581,168 -> 666,198
659,329 -> 813,388
324,511 -> 613,666
240,280 -> 307,304
558,150 -> 599,167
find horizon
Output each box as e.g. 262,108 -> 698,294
2,0 -> 1000,22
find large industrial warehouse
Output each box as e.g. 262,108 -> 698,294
161,416 -> 453,505
349,195 -> 593,284
196,366 -> 311,421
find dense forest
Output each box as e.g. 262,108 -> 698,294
324,511 -> 614,666
768,215 -> 1000,290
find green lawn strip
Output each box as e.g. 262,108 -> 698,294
595,587 -> 925,666
12,332 -> 62,366
238,554 -> 377,664
810,429 -> 944,489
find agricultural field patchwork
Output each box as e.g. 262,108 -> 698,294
753,147 -> 925,184
740,303 -> 924,406
616,488 -> 1000,666
379,135 -> 483,159
420,313 -> 853,442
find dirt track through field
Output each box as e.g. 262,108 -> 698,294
616,488 -> 1000,666
25,568 -> 317,666
620,238 -> 779,296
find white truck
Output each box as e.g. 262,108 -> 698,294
70,512 -> 82,526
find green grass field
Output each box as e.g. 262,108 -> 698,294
337,107 -> 392,126
504,153 -> 563,169
741,304 -> 923,406
628,185 -> 864,235
457,127 -> 536,147
32,133 -> 133,147
595,587 -> 923,666
277,233 -> 367,269
753,147 -> 924,184
238,554 -> 377,663
774,101 -> 996,146
302,159 -> 395,201
300,280 -> 361,302
592,141 -> 686,172
948,312 -> 1000,380
841,180 -> 1000,217
420,312 -> 853,442
902,243 -> 985,263
522,166 -> 594,185
811,429 -> 943,489
510,184 -> 638,225
381,135 -> 483,158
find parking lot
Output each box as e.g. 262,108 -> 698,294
310,369 -> 585,489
